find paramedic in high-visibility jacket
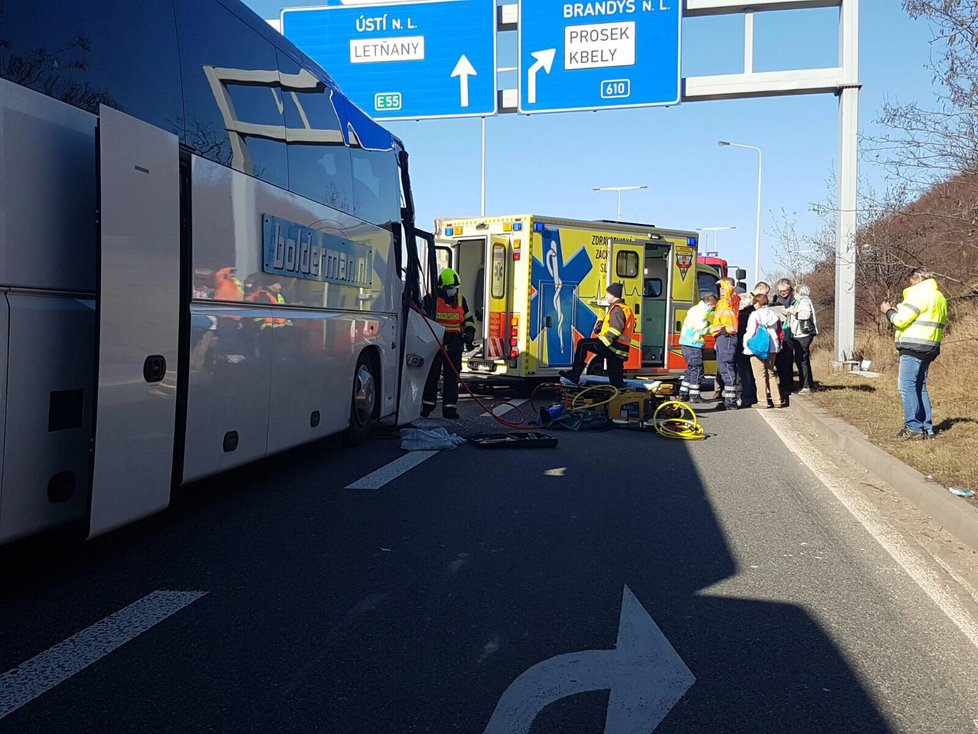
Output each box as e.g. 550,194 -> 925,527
421,268 -> 476,419
559,283 -> 635,389
880,270 -> 948,440
678,292 -> 717,403
710,277 -> 742,410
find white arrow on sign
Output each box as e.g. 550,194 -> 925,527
483,586 -> 695,734
451,54 -> 477,108
526,48 -> 556,105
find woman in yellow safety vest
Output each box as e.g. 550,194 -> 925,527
880,269 -> 948,440
710,277 -> 741,409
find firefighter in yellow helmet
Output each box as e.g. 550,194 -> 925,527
421,268 -> 476,419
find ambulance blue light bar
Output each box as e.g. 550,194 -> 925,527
533,222 -> 546,233
688,237 -> 698,246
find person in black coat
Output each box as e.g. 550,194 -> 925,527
770,278 -> 797,398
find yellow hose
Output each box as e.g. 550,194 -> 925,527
569,384 -> 621,410
652,400 -> 705,440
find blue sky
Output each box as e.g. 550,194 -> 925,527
244,0 -> 939,278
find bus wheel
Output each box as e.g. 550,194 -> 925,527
344,353 -> 378,446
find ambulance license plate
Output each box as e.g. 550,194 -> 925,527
468,359 -> 497,373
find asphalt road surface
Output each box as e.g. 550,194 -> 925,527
1,391 -> 977,733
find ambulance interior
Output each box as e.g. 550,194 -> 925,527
642,243 -> 670,367
443,237 -> 486,354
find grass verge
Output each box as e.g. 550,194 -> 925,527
808,305 -> 978,508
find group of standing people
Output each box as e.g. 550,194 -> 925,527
680,277 -> 819,409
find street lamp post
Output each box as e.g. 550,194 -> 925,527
592,185 -> 648,221
718,141 -> 762,285
696,226 -> 736,252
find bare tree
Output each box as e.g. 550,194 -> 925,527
860,1 -> 978,297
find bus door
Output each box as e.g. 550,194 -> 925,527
426,239 -> 454,313
483,235 -> 510,360
397,228 -> 443,424
608,240 -> 644,370
87,106 -> 180,539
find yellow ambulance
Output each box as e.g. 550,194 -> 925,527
432,215 -> 720,384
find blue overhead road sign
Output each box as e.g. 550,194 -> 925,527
282,0 -> 496,121
518,1 -> 681,114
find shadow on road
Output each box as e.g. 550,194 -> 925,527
0,417 -> 893,733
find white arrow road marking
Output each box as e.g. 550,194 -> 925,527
0,590 -> 206,720
484,585 -> 695,733
527,48 -> 556,105
451,54 -> 478,108
345,450 -> 439,490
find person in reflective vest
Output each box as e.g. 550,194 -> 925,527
421,268 -> 476,419
678,292 -> 717,403
880,269 -> 948,439
213,266 -> 244,358
246,276 -> 289,329
559,283 -> 635,388
214,266 -> 243,303
710,277 -> 741,410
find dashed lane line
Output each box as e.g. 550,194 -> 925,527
345,400 -> 528,492
345,450 -> 439,490
0,590 -> 207,720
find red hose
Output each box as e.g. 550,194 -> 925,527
410,304 -> 535,429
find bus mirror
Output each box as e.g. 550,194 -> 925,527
735,268 -> 747,280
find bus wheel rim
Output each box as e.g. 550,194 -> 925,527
354,364 -> 376,425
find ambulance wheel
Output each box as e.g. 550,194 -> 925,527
344,353 -> 378,446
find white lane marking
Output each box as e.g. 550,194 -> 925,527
490,398 -> 527,418
760,411 -> 978,650
345,450 -> 439,490
0,590 -> 206,720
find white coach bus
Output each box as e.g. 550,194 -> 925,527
0,0 -> 440,543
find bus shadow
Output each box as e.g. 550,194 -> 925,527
0,417 -> 895,733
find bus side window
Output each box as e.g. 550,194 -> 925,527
175,0 -> 288,189
0,0 -> 182,137
350,148 -> 400,227
276,50 -> 353,212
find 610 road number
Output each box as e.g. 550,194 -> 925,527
601,79 -> 631,99
375,92 -> 402,111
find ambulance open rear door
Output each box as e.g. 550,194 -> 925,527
608,240 -> 644,371
87,106 -> 180,538
483,235 -> 511,361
